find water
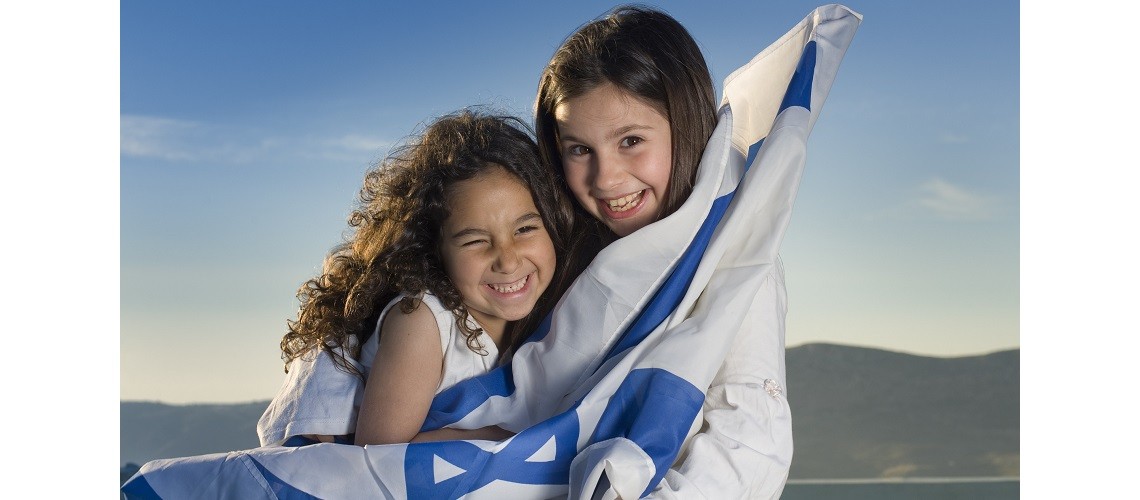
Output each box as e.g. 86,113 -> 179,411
781,478 -> 1019,500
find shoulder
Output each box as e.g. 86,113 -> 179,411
415,292 -> 450,317
413,292 -> 459,341
371,292 -> 454,365
365,296 -> 445,380
379,296 -> 440,341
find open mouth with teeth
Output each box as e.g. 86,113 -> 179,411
486,273 -> 530,294
602,189 -> 645,217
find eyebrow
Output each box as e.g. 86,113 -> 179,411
559,124 -> 654,144
449,212 -> 543,240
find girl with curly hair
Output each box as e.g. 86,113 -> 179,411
274,109 -> 575,445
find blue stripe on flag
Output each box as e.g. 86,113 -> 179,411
780,41 -> 816,112
524,308 -> 553,343
120,474 -> 161,500
603,190 -> 734,360
422,363 -> 514,432
407,402 -> 581,498
281,433 -> 355,447
590,368 -> 705,498
746,138 -> 765,167
281,435 -> 320,447
249,456 -> 321,500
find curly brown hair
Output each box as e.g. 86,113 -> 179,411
280,109 -> 577,378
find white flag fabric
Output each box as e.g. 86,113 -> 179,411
122,5 -> 861,499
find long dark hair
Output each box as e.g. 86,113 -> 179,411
280,109 -> 576,377
535,4 -> 717,249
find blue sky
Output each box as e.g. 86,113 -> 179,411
118,0 -> 1020,404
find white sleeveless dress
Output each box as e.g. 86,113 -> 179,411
256,292 -> 497,445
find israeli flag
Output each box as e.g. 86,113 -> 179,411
122,5 -> 861,499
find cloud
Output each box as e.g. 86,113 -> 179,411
120,115 -> 203,161
121,114 -> 394,165
324,134 -> 391,153
937,132 -> 970,144
915,178 -> 998,221
862,178 -> 1004,222
119,114 -> 262,163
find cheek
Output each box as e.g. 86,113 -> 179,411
562,162 -> 586,192
542,238 -> 557,270
563,169 -> 595,208
649,150 -> 673,190
521,234 -> 557,273
441,249 -> 475,287
533,239 -> 558,292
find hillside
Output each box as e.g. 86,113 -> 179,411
786,343 -> 1018,478
121,343 -> 1019,479
120,400 -> 266,467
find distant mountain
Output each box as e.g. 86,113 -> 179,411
120,343 -> 1019,480
120,400 -> 266,467
786,343 -> 1019,479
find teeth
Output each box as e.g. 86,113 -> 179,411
606,191 -> 643,212
488,275 -> 527,293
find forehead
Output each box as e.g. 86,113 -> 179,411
444,166 -> 535,215
554,83 -> 666,132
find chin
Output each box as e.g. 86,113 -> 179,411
608,220 -> 648,238
505,305 -> 538,322
608,226 -> 634,238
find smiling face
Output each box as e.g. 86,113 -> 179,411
554,83 -> 673,237
438,165 -> 557,339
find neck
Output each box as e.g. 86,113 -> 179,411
468,310 -> 506,350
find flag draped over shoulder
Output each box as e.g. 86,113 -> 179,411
122,5 -> 861,499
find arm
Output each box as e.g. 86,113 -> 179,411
355,302 -> 446,445
354,303 -> 516,445
647,259 -> 793,499
410,425 -> 515,443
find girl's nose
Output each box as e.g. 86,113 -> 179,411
592,154 -> 624,193
492,243 -> 521,274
